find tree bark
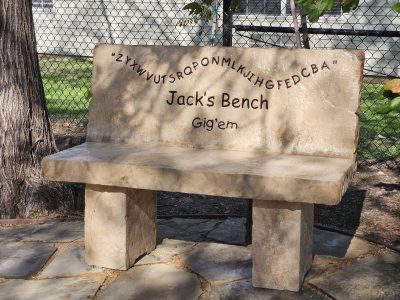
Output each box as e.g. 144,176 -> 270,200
290,0 -> 302,48
301,15 -> 311,49
0,0 -> 74,218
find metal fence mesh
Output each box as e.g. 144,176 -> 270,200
33,0 -> 400,166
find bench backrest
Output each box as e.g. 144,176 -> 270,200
88,45 -> 364,158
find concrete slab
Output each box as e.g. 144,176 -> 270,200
310,252 -> 400,299
185,242 -> 252,282
0,242 -> 55,279
39,245 -> 102,278
97,263 -> 201,300
0,275 -> 104,300
210,279 -> 324,299
18,221 -> 84,242
206,217 -> 247,245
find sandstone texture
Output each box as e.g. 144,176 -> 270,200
42,46 -> 364,205
252,200 -> 313,291
85,185 -> 156,270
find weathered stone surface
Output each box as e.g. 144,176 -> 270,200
0,275 -> 104,299
42,144 -> 356,205
210,279 -> 324,300
185,242 -> 251,282
98,263 -> 201,300
136,239 -> 195,266
252,200 -> 313,291
157,218 -> 221,242
207,217 -> 246,245
0,242 -> 55,279
42,46 -> 364,206
85,185 -> 156,270
17,222 -> 84,242
306,229 -> 380,280
157,223 -> 179,243
310,252 -> 400,299
305,255 -> 341,280
0,226 -> 36,243
39,245 -> 102,278
314,228 -> 379,258
88,46 -> 363,157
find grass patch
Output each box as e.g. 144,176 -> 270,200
40,55 -> 92,120
40,56 -> 400,162
359,83 -> 400,161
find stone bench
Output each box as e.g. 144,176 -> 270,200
42,45 -> 364,291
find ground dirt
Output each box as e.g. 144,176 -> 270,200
53,122 -> 400,250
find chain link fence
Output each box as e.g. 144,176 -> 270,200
33,0 -> 399,166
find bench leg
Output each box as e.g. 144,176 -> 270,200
252,200 -> 313,292
85,184 -> 156,270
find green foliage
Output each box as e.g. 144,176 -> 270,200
296,0 -> 359,22
182,0 -> 240,25
392,2 -> 400,13
377,79 -> 400,114
182,1 -> 212,24
359,83 -> 400,161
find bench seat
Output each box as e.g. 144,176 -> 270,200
42,142 -> 354,205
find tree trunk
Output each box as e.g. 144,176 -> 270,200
301,15 -> 311,49
0,0 -> 74,218
290,0 -> 302,48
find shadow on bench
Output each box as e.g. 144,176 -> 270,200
43,45 -> 364,292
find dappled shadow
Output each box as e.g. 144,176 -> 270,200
40,45 -> 367,291
374,182 -> 400,191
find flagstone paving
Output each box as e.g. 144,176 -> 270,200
38,245 -> 102,278
0,242 -> 55,279
0,217 -> 398,300
0,275 -> 104,300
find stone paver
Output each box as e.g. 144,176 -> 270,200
17,221 -> 84,242
314,228 -> 378,258
0,242 -> 55,279
310,252 -> 400,300
157,218 -> 221,242
210,279 -> 324,299
0,275 -> 104,300
98,263 -> 202,300
1,220 -> 399,299
39,245 -> 102,278
185,242 -> 252,282
136,239 -> 195,266
305,255 -> 340,280
206,217 -> 247,245
0,226 -> 36,243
